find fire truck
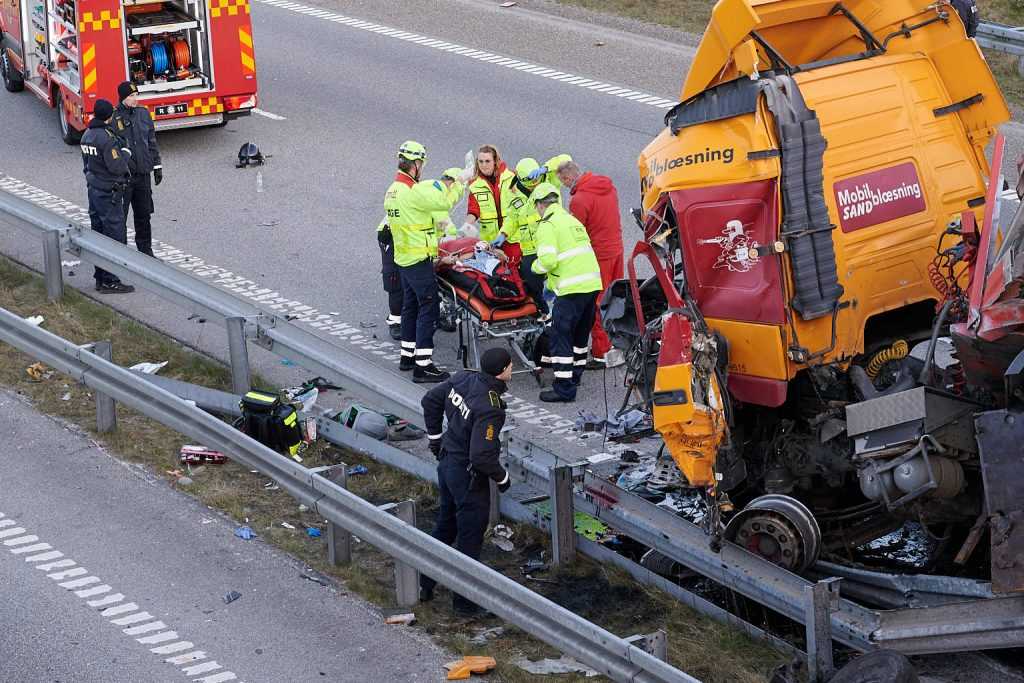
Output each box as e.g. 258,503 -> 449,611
0,0 -> 258,143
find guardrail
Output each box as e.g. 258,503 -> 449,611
0,304 -> 693,683
978,21 -> 1024,76
6,185 -> 1024,660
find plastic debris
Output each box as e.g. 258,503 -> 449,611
346,465 -> 368,476
61,392 -> 71,401
234,526 -> 256,540
499,1 -> 517,7
306,527 -> 321,538
129,361 -> 168,375
469,627 -> 505,645
491,525 -> 514,552
384,613 -> 416,625
223,590 -> 242,605
298,504 -> 309,512
300,573 -> 328,586
359,321 -> 377,328
280,358 -> 296,366
513,655 -> 599,677
281,522 -> 296,530
24,315 -> 44,326
180,445 -> 227,465
575,409 -> 650,438
61,260 -> 81,267
263,482 -> 280,491
25,362 -> 50,381
445,656 -> 497,680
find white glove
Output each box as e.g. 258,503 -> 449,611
458,222 -> 479,238
464,149 -> 475,173
458,166 -> 475,184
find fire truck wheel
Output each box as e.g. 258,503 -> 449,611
1,48 -> 25,93
57,93 -> 82,145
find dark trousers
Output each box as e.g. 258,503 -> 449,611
88,186 -> 127,284
399,259 -> 439,365
378,228 -> 403,320
421,456 -> 490,608
550,292 -> 597,399
519,254 -> 548,315
124,173 -> 154,255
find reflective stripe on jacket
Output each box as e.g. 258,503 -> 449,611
531,204 -> 602,296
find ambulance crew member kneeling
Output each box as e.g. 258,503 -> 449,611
419,347 -> 513,616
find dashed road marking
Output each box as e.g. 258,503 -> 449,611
254,0 -> 677,110
1,511 -> 240,681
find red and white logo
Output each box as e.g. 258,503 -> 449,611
833,162 -> 927,233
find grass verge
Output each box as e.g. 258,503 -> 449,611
0,255 -> 785,682
553,0 -> 1024,113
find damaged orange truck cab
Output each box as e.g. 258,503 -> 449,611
1,0 -> 258,142
637,1 -> 1008,492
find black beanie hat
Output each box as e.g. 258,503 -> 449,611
480,347 -> 512,377
117,81 -> 136,103
93,99 -> 114,121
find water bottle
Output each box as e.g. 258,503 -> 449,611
256,169 -> 264,193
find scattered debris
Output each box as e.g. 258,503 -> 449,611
61,260 -> 81,267
521,556 -> 548,576
445,656 -> 497,680
180,445 -> 228,465
359,321 -> 377,328
165,469 -> 184,478
280,358 -> 296,366
499,1 -> 517,7
491,525 -> 515,552
387,419 -> 425,441
234,526 -> 256,540
263,482 -> 280,490
223,590 -> 242,605
129,361 -> 168,374
306,527 -> 321,538
176,476 -> 193,486
298,504 -> 309,512
587,452 -> 618,464
347,464 -> 369,477
594,41 -> 605,47
25,362 -> 50,382
60,392 -> 71,401
281,522 -> 296,530
513,655 -> 599,677
469,627 -> 505,646
302,418 -> 317,443
299,573 -> 328,586
384,613 -> 416,625
24,315 -> 44,326
575,409 -> 650,439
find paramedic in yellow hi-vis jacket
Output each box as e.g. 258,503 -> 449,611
529,182 -> 602,402
386,141 -> 475,383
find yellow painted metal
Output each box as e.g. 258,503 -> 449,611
706,319 -> 788,380
652,363 -> 726,487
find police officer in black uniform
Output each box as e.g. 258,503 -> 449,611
951,0 -> 979,38
420,347 -> 513,615
112,81 -> 162,257
81,99 -> 134,294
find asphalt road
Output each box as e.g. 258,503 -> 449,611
0,390 -> 448,682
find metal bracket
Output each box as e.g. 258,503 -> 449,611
806,577 -> 841,682
380,500 -> 420,607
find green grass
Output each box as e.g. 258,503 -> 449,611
0,256 -> 786,682
556,0 -> 1024,112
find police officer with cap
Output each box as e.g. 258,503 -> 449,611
420,347 -> 513,615
112,81 -> 162,257
81,99 -> 134,293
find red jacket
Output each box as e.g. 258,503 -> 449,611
569,172 -> 623,259
467,162 -> 509,227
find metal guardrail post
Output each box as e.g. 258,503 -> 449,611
41,230 -> 63,302
312,464 -> 351,566
92,341 -> 116,433
381,500 -> 420,607
806,577 -> 841,682
550,465 -> 576,566
225,316 -> 251,395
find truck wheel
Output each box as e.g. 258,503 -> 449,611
57,93 -> 82,145
1,48 -> 25,93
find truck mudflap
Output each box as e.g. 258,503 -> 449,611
760,74 -> 844,321
976,348 -> 1024,594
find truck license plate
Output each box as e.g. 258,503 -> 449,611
155,103 -> 188,116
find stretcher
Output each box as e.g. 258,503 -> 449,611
436,238 -> 545,381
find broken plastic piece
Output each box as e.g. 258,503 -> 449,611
25,315 -> 44,326
180,445 -> 227,465
385,613 -> 416,625
223,590 -> 242,604
129,361 -> 168,374
281,522 -> 296,530
306,527 -> 321,538
234,526 -> 255,540
347,465 -> 368,476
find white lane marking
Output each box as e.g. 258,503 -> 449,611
254,0 -> 677,110
5,534 -> 40,546
10,542 -> 51,554
0,519 -> 15,528
1,511 -> 239,680
0,173 -> 597,452
0,527 -> 26,538
252,107 -> 287,120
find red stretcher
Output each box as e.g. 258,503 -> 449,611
436,238 -> 544,380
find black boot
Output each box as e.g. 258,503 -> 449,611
399,357 -> 415,372
96,281 -> 135,294
539,389 -> 572,403
414,364 -> 450,383
389,323 -> 402,341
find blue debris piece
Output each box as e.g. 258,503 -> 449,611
346,465 -> 368,476
234,526 -> 256,540
223,590 -> 242,604
307,527 -> 322,538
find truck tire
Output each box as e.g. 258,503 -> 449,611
1,47 -> 25,93
828,650 -> 919,683
57,93 -> 82,145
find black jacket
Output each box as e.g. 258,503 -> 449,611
952,0 -> 978,38
80,119 -> 131,192
422,371 -> 507,482
111,103 -> 161,175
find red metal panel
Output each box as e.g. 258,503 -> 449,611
833,162 -> 927,233
78,0 -> 125,113
726,374 -> 787,408
208,0 -> 257,99
671,180 -> 785,325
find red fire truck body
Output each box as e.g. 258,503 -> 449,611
1,0 -> 258,142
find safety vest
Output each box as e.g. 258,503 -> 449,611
387,178 -> 464,267
503,186 -> 541,255
531,204 -> 602,296
380,172 -> 415,233
469,168 -> 515,242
